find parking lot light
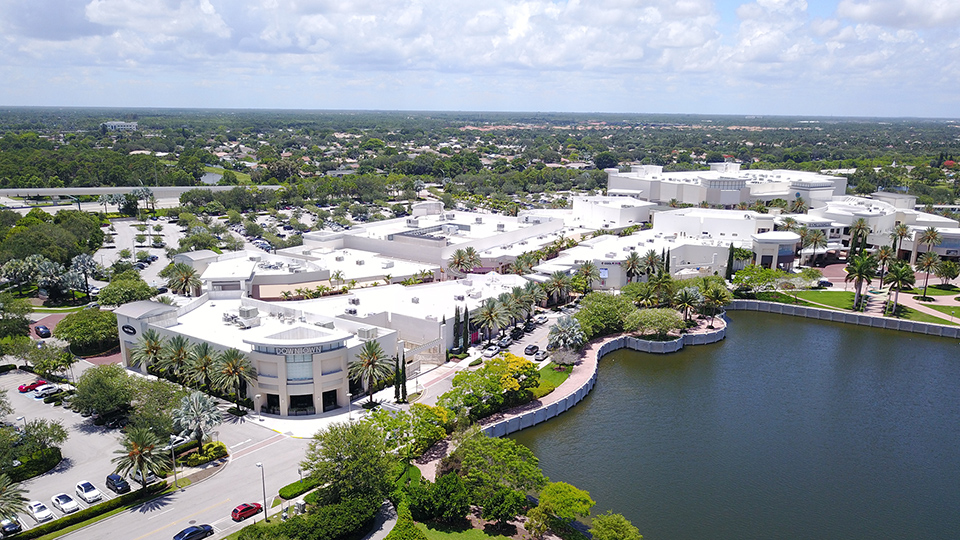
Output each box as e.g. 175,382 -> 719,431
256,462 -> 268,523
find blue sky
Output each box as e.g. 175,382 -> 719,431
0,0 -> 958,118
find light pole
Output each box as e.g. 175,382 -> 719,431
170,445 -> 178,489
297,467 -> 303,486
256,462 -> 268,523
255,394 -> 262,421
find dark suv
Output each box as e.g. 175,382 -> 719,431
105,473 -> 130,494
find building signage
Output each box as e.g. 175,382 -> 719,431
274,345 -> 324,355
600,261 -> 622,266
121,325 -> 137,336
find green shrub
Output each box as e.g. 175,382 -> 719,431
17,482 -> 166,539
384,519 -> 428,540
532,381 -> 557,399
0,447 -> 61,482
278,496 -> 379,540
180,441 -> 228,467
0,364 -> 16,374
468,359 -> 482,367
279,476 -> 321,500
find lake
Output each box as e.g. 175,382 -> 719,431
511,312 -> 960,540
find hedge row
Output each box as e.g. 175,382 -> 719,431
279,476 -> 321,500
384,519 -> 428,540
179,441 -> 228,467
0,447 -> 61,482
17,482 -> 167,539
0,364 -> 16,374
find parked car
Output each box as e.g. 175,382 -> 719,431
524,321 -> 536,332
27,501 -> 53,523
231,502 -> 263,521
156,287 -> 169,294
510,327 -> 524,340
534,350 -> 549,362
535,314 -> 549,324
524,344 -> 539,356
131,469 -> 156,485
18,379 -> 47,393
34,325 -> 51,338
75,481 -> 103,503
33,384 -> 59,398
497,337 -> 512,348
0,518 -> 21,536
51,493 -> 79,514
105,473 -> 130,494
173,524 -> 214,540
482,345 -> 500,358
162,435 -> 188,452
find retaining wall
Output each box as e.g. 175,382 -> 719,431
482,325 -> 726,437
727,300 -> 960,338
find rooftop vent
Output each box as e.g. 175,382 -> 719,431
345,308 -> 357,315
239,306 -> 259,319
357,327 -> 378,339
348,298 -> 360,305
497,223 -> 505,231
454,295 -> 465,301
356,259 -> 365,265
335,256 -> 344,261
475,217 -> 483,224
411,297 -> 419,304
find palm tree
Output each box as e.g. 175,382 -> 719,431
547,315 -> 586,351
0,474 -> 26,520
844,254 -> 877,310
917,251 -> 941,299
471,298 -> 509,344
848,218 -> 871,257
576,261 -> 600,292
172,391 -> 223,448
544,271 -> 573,305
213,348 -> 258,410
633,285 -> 657,308
523,281 -> 547,312
111,427 -> 169,490
805,229 -> 827,266
185,342 -> 218,389
918,226 -> 943,255
779,217 -> 798,232
129,329 -> 166,372
97,194 -> 112,214
71,253 -> 98,302
156,335 -> 192,384
167,263 -> 201,296
790,197 -> 808,214
673,287 -> 703,323
885,262 -> 915,316
649,272 -> 674,305
463,247 -> 482,272
1,259 -> 32,297
622,251 -> 642,283
640,250 -> 662,279
448,248 -> 469,277
509,286 -> 530,323
890,223 -> 910,254
349,341 -> 393,405
702,285 -> 731,326
330,270 -> 344,288
875,245 -> 895,287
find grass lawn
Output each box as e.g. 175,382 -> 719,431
203,166 -> 252,184
754,291 -> 837,309
538,363 -> 572,387
888,305 -> 957,326
919,303 -> 960,323
790,290 -> 856,310
417,522 -> 513,540
903,284 -> 959,296
32,306 -> 84,314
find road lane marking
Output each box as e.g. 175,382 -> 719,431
230,434 -> 286,461
146,508 -> 176,520
130,498 -> 231,540
230,438 -> 252,449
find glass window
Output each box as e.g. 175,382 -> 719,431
286,354 -> 313,381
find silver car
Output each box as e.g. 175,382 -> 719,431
75,481 -> 102,503
51,493 -> 79,514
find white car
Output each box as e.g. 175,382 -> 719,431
75,481 -> 102,503
535,314 -> 549,324
162,435 -> 188,452
482,345 -> 500,358
27,501 -> 53,523
33,384 -> 59,398
131,469 -> 157,485
51,493 -> 79,514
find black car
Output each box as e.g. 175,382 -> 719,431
524,321 -> 536,332
34,325 -> 51,338
1,518 -> 21,536
173,524 -> 214,540
510,327 -> 524,340
105,473 -> 130,494
524,344 -> 539,356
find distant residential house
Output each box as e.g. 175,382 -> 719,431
101,121 -> 138,132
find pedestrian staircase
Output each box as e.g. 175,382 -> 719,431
862,289 -> 888,316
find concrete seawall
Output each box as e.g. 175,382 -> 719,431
727,300 -> 960,338
482,325 -> 727,437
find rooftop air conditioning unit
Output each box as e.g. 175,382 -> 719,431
446,213 -> 455,219
475,217 -> 483,224
468,291 -> 482,299
335,256 -> 344,261
348,298 -> 360,305
461,279 -> 473,286
411,297 -> 419,304
345,308 -> 357,315
239,306 -> 259,318
356,259 -> 365,265
605,252 -> 616,258
357,327 -> 378,339
249,255 -> 262,262
381,261 -> 394,269
454,295 -> 465,301
497,223 -> 505,231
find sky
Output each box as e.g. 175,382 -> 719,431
1,0 -> 958,118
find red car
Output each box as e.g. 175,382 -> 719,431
231,503 -> 262,521
18,380 -> 47,393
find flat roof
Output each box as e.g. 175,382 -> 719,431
201,259 -> 257,281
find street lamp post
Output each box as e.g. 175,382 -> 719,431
297,468 -> 303,486
256,462 -> 268,523
255,394 -> 262,421
170,445 -> 178,489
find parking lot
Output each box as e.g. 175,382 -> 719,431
2,370 -> 134,531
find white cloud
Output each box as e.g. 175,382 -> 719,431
836,0 -> 960,29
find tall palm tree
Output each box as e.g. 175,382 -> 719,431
1,259 -> 32,297
790,197 -> 808,214
0,474 -> 26,520
702,285 -> 732,326
167,263 -> 201,296
576,261 -> 600,292
70,253 -> 98,302
463,247 -> 482,272
875,245 -> 896,287
172,391 -> 223,448
111,427 -> 169,490
649,272 -> 674,305
918,226 -> 943,255
509,286 -> 530,322
330,270 -> 344,288
805,229 -> 827,266
157,335 -> 192,384
917,251 -> 941,299
890,223 -> 910,254
213,348 -> 258,410
848,218 -> 871,257
523,281 -> 547,312
885,261 -> 915,316
622,251 -> 642,283
129,329 -> 166,372
185,342 -> 218,389
349,341 -> 393,405
845,254 -> 877,310
779,217 -> 798,232
447,248 -> 469,277
640,249 -> 663,278
673,287 -> 703,323
547,315 -> 586,351
544,271 -> 573,305
471,298 -> 509,344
